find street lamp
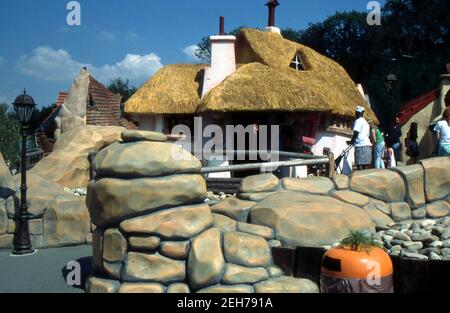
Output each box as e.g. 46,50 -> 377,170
384,73 -> 398,95
11,89 -> 36,256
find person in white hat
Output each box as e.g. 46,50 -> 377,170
347,106 -> 373,170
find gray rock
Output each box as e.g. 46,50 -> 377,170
350,169 -> 406,203
382,235 -> 394,242
441,240 -> 450,248
237,222 -> 274,240
419,248 -> 441,256
121,130 -> 168,143
441,248 -> 450,256
210,198 -> 256,223
167,283 -> 190,293
120,204 -> 213,240
159,241 -> 190,260
92,141 -> 201,179
254,277 -> 319,293
188,228 -> 224,290
223,232 -> 271,268
87,175 -> 207,227
390,240 -> 404,247
391,165 -> 426,209
239,174 -> 279,193
268,240 -> 282,248
394,232 -> 411,241
420,157 -> 450,202
128,236 -> 161,251
86,277 -> 120,293
429,241 -> 444,248
402,241 -> 423,250
432,226 -> 445,237
411,233 -> 435,244
212,213 -> 237,232
282,177 -> 335,195
401,252 -> 428,260
391,245 -> 402,252
123,252 -> 185,283
390,203 -> 412,222
197,285 -> 254,293
250,192 -> 375,247
119,283 -> 166,293
421,220 -> 436,228
442,255 -> 450,261
222,264 -> 269,285
371,199 -> 392,216
429,252 -> 442,260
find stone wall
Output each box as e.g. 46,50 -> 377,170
227,157 -> 450,248
85,130 -> 319,293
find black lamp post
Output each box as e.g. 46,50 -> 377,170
11,89 -> 36,256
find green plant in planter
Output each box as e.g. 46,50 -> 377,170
340,230 -> 383,252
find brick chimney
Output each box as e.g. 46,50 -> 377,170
264,0 -> 281,35
201,17 -> 236,98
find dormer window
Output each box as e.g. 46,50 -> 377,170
290,53 -> 305,71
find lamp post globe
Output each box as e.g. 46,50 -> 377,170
11,89 -> 36,256
384,73 -> 398,95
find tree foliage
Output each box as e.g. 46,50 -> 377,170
107,78 -> 137,102
0,102 -> 21,167
195,0 -> 450,128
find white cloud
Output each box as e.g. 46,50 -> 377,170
182,44 -> 201,62
126,31 -> 139,40
17,46 -> 163,85
99,31 -> 116,41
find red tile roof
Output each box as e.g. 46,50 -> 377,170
55,91 -> 68,108
86,75 -> 137,129
397,88 -> 440,126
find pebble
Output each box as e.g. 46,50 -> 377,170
421,220 -> 436,228
429,241 -> 443,248
391,245 -> 402,252
443,240 -> 450,248
401,252 -> 429,260
382,235 -> 394,242
429,252 -> 442,260
411,233 -> 434,244
394,232 -> 411,241
402,241 -> 423,251
442,248 -> 450,256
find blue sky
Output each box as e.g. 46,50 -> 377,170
0,0 -> 383,107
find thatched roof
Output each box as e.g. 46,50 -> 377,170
125,28 -> 377,122
125,64 -> 206,115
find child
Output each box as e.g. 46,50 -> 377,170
384,139 -> 397,168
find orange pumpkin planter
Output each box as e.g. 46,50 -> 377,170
320,235 -> 394,293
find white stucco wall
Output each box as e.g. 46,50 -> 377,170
132,114 -> 164,133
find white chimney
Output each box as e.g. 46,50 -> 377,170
201,17 -> 236,98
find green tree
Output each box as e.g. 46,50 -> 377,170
107,78 -> 137,102
0,102 -> 21,168
195,27 -> 246,63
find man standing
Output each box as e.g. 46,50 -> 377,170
348,106 -> 372,170
389,117 -> 402,162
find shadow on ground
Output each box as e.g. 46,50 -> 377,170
61,256 -> 92,291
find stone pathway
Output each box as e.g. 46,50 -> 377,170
0,245 -> 91,293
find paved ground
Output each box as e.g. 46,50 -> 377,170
0,245 -> 92,293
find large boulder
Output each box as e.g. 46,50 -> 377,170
389,202 -> 412,222
188,228 -> 225,290
120,204 -> 213,240
250,192 -> 376,247
92,141 -> 201,178
30,126 -> 124,188
350,169 -> 406,203
222,264 -> 269,285
282,177 -> 335,195
223,232 -> 271,267
331,190 -> 370,207
121,130 -> 168,143
87,175 -> 207,227
420,157 -> 450,202
210,198 -> 256,223
123,252 -> 185,283
0,153 -> 14,198
391,165 -> 426,209
239,174 -> 279,193
426,201 -> 450,219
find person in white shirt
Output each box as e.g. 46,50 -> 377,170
434,107 -> 450,156
347,106 -> 372,170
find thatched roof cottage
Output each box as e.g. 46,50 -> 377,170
125,4 -> 377,176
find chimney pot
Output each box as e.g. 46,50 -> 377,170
219,16 -> 225,36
